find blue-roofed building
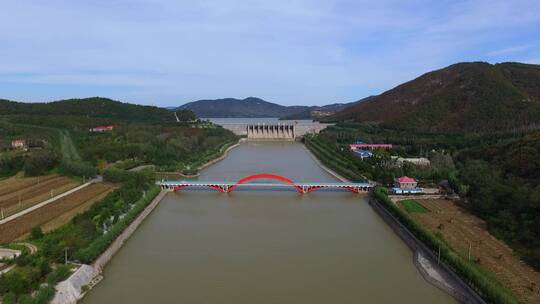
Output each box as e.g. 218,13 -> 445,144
352,149 -> 373,159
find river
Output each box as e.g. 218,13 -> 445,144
82,141 -> 455,303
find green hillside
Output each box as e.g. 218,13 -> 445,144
0,97 -> 176,123
332,62 -> 540,133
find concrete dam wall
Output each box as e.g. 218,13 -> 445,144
247,124 -> 295,140
217,122 -> 331,140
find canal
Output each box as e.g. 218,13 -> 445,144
82,141 -> 455,303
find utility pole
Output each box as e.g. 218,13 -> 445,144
1,208 -> 4,220
438,246 -> 441,265
468,242 -> 472,262
65,248 -> 68,264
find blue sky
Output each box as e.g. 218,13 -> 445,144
1,0 -> 539,107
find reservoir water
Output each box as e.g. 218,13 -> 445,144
82,141 -> 455,303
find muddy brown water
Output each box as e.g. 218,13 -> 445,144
82,141 -> 455,303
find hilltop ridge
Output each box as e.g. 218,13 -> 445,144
331,62 -> 540,133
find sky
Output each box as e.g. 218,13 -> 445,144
0,0 -> 539,107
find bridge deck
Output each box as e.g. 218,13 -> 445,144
159,181 -> 371,187
158,180 -> 374,194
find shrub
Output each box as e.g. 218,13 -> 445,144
30,226 -> 44,240
0,155 -> 24,177
23,150 -> 59,176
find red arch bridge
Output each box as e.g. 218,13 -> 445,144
158,173 -> 374,194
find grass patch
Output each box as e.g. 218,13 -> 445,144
401,199 -> 429,213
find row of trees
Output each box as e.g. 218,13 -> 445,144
455,132 -> 540,268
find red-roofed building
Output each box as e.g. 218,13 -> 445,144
394,176 -> 418,189
11,139 -> 26,149
89,125 -> 114,132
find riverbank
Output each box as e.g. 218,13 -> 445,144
196,138 -> 244,174
302,141 -> 480,304
303,144 -> 349,182
157,138 -> 244,179
52,190 -> 167,304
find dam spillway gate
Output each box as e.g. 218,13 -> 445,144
247,124 -> 295,140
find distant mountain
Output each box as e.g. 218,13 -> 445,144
331,62 -> 540,133
177,97 -> 363,119
280,97 -> 374,120
0,97 -> 175,123
177,97 -> 311,118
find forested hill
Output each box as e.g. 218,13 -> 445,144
0,97 -> 175,123
178,97 -> 311,118
331,62 -> 540,133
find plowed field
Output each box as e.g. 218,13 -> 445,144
0,175 -> 81,218
0,183 -> 114,243
0,175 -> 58,197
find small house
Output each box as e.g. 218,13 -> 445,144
394,176 -> 418,189
89,125 -> 114,132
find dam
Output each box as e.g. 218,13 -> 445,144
247,124 -> 295,140
209,119 -> 330,140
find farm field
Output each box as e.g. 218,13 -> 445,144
0,183 -> 115,243
401,199 -> 540,304
40,185 -> 116,234
0,175 -> 58,197
0,175 -> 81,218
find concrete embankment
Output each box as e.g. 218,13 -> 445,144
369,198 -> 486,304
52,190 -> 168,304
196,139 -> 244,173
